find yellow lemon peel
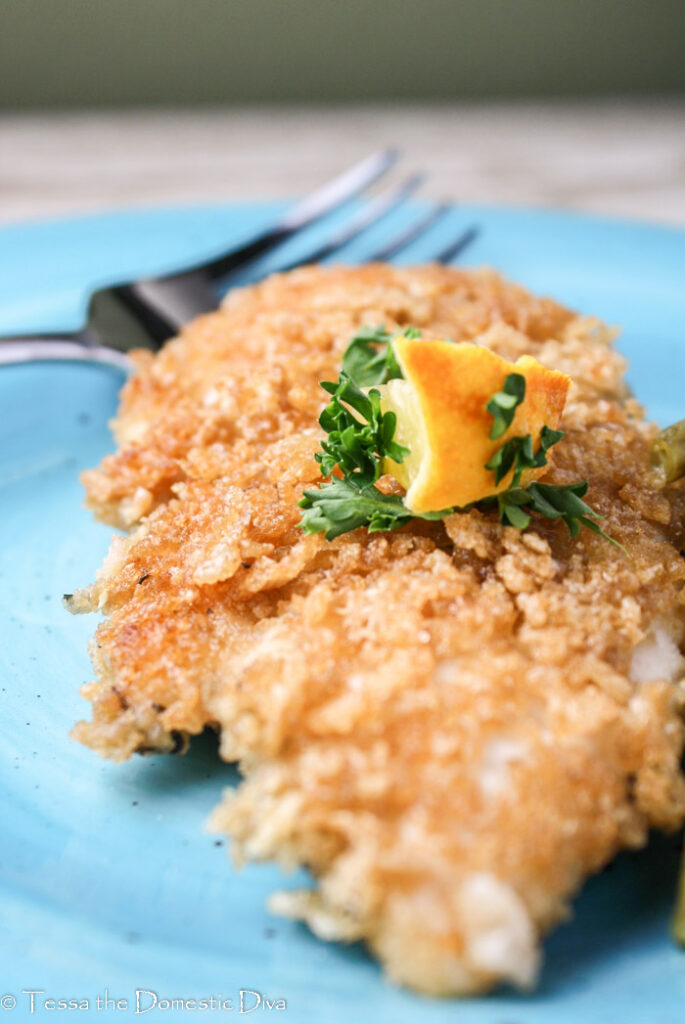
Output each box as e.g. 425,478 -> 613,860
378,339 -> 571,513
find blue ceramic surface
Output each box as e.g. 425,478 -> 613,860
1,203 -> 684,1023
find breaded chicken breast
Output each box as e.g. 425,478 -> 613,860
69,265 -> 685,995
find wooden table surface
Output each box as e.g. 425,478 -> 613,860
2,101 -> 684,227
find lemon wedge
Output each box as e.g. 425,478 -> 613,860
377,338 -> 571,514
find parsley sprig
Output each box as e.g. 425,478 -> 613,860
340,324 -> 420,387
315,373 -> 409,485
299,369 -> 444,540
486,481 -> 610,536
486,424 -> 565,485
300,476 -> 412,539
482,373 -> 618,545
486,372 -> 527,439
299,325 -> 620,549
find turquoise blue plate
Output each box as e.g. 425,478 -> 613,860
1,203 -> 685,1023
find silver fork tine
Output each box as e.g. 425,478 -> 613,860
365,201 -> 452,262
434,225 -> 481,264
277,173 -> 424,273
279,150 -> 400,234
203,149 -> 399,280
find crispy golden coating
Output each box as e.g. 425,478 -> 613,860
71,265 -> 685,995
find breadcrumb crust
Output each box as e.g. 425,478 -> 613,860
72,265 -> 685,995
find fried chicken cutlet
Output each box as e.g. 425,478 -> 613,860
69,265 -> 685,995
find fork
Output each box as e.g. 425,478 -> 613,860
0,150 -> 479,371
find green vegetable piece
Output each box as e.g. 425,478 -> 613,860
341,324 -> 420,388
315,373 -> 409,486
485,372 -> 526,440
299,477 -> 413,540
485,425 -> 564,486
651,418 -> 685,483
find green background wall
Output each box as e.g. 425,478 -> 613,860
1,0 -> 684,109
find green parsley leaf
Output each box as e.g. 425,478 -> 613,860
485,372 -> 526,440
481,388 -> 620,546
315,372 -> 409,487
525,481 -> 612,539
498,495 -> 532,530
538,425 -> 565,452
341,324 -> 421,388
299,477 -> 413,541
299,477 -> 447,541
299,365 -> 417,540
478,479 -> 623,550
485,424 -> 564,485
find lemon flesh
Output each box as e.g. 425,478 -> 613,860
378,339 -> 571,514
